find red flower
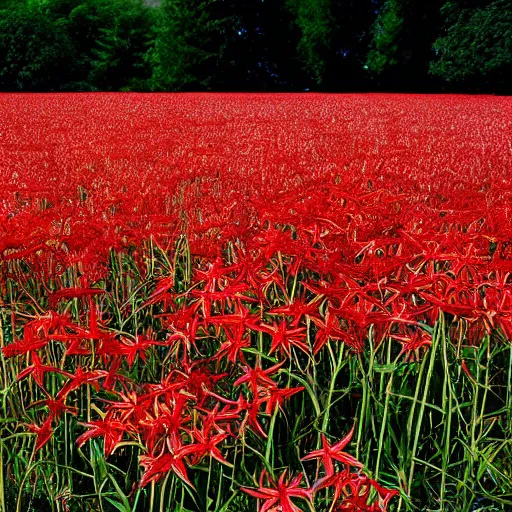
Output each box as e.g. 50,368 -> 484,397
266,320 -> 309,358
263,385 -> 304,415
17,352 -> 72,388
184,427 -> 231,466
234,362 -> 284,393
215,324 -> 251,364
57,367 -> 108,398
26,416 -> 53,451
242,470 -> 312,512
77,418 -> 128,456
139,450 -> 193,488
48,287 -> 104,305
302,425 -> 362,476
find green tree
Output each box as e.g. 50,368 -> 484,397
366,0 -> 444,89
326,0 -> 376,89
366,0 -> 403,75
40,0 -> 153,91
89,1 -> 154,91
0,1 -> 74,91
430,0 -> 512,92
221,0 -> 305,90
148,0 -> 231,91
286,0 -> 333,85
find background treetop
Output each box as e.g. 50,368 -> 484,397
0,0 -> 509,93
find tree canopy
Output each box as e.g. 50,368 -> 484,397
430,0 -> 512,92
0,0 -> 510,92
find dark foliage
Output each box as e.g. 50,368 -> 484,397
0,0 -> 510,92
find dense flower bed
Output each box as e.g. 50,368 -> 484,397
1,93 -> 511,511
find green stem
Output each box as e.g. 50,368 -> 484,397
407,315 -> 441,498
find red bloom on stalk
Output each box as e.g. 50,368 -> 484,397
263,385 -> 304,415
234,362 -> 284,393
158,304 -> 200,356
184,427 -> 231,466
77,418 -> 128,456
57,367 -> 108,398
302,425 -> 362,476
30,396 -> 78,421
208,302 -> 273,334
312,470 -> 399,510
237,394 -> 269,438
242,470 -> 312,512
119,335 -> 164,367
210,392 -> 269,437
215,324 -> 251,364
266,320 -> 309,357
139,396 -> 192,452
26,416 -> 53,451
17,352 -> 72,388
393,328 -> 432,359
336,475 -> 399,511
139,450 -> 193,488
48,287 -> 105,305
268,295 -> 321,327
198,403 -> 241,435
103,390 -> 150,425
311,312 -> 350,355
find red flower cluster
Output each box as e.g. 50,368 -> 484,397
1,93 -> 511,509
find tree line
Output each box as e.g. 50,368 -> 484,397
0,0 -> 510,93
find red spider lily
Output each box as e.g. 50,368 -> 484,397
242,469 -> 312,512
302,425 -> 362,476
76,418 -> 128,456
25,416 -> 53,451
118,335 -> 165,367
238,394 -> 269,438
265,320 -> 309,357
100,357 -> 131,391
57,367 -> 108,398
48,287 -> 105,305
139,396 -> 193,452
210,392 -> 269,438
139,450 -> 194,488
311,312 -> 351,355
262,385 -> 305,415
250,265 -> 288,299
17,352 -> 72,388
214,324 -> 251,364
146,275 -> 175,305
182,364 -> 229,406
103,391 -> 152,425
368,479 -> 400,509
2,337 -> 49,358
254,227 -> 298,261
192,283 -> 257,319
31,311 -> 78,337
208,302 -> 273,335
393,328 -> 432,358
184,427 -> 231,466
334,474 -> 399,511
29,396 -> 78,421
158,304 -> 201,347
312,470 -> 399,511
268,295 -> 322,327
195,257 -> 240,289
198,403 -> 241,435
1,314 -> 63,356
234,362 -> 284,393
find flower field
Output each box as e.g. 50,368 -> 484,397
1,93 -> 512,512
